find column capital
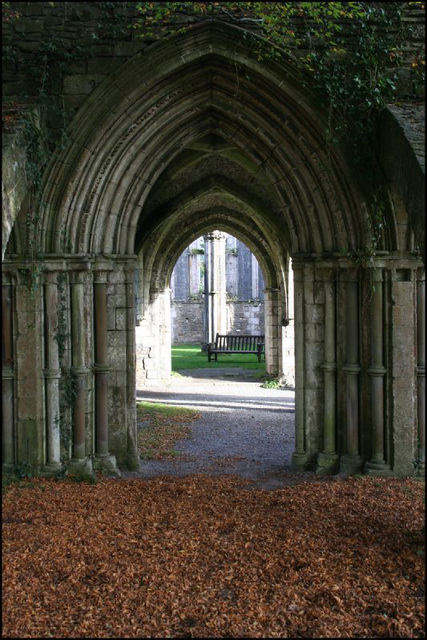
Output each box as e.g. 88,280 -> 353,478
205,231 -> 225,241
69,270 -> 89,285
2,272 -> 13,285
263,288 -> 281,300
93,271 -> 110,284
43,271 -> 59,285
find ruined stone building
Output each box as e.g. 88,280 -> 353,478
2,3 -> 425,478
170,233 -> 266,344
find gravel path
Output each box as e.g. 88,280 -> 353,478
123,369 -> 319,489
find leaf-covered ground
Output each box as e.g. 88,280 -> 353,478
2,474 -> 424,638
136,401 -> 200,460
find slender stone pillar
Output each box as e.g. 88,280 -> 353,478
203,235 -> 211,347
93,270 -> 120,476
291,264 -> 307,470
124,266 -> 140,470
316,279 -> 339,474
43,272 -> 62,473
340,279 -> 363,473
2,279 -> 15,471
68,270 -> 93,475
416,276 -> 425,475
365,275 -> 391,475
264,288 -> 280,377
125,266 -> 140,470
203,232 -> 226,345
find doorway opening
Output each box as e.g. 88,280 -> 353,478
134,231 -> 296,483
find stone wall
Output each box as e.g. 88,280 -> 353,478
171,301 -> 204,344
226,301 -> 265,335
171,299 -> 265,344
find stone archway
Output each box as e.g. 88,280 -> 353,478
2,21 -> 424,478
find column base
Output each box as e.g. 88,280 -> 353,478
339,454 -> 364,475
316,452 -> 340,475
40,462 -> 64,477
66,457 -> 95,479
364,460 -> 393,476
126,450 -> 141,471
2,463 -> 16,474
291,452 -> 309,471
94,453 -> 121,477
415,462 -> 425,478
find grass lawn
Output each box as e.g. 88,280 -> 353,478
172,343 -> 266,373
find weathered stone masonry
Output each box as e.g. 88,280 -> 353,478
2,3 -> 425,478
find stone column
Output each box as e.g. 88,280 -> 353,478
2,277 -> 15,471
365,274 -> 391,475
416,275 -> 425,475
264,288 -> 280,377
68,270 -> 93,475
316,279 -> 339,474
204,232 -> 226,344
281,258 -> 295,387
93,270 -> 120,476
14,269 -> 45,469
340,278 -> 363,473
125,266 -> 140,470
291,264 -> 307,470
43,272 -> 62,473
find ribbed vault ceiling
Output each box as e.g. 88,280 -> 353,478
38,21 -> 367,291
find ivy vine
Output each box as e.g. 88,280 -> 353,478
132,2 -> 425,257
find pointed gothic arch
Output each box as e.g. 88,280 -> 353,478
2,21 -> 424,479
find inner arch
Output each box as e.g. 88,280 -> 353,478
38,22 -> 367,260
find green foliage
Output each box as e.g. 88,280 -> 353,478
59,370 -> 77,462
261,375 -> 281,389
14,461 -> 34,479
66,472 -> 97,484
131,3 -> 426,255
133,2 -> 420,158
1,1 -> 21,22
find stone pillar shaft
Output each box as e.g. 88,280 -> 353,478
316,278 -> 338,474
323,281 -> 336,453
71,278 -> 86,460
264,288 -> 280,377
125,267 -> 140,470
370,280 -> 386,461
365,275 -> 391,475
44,274 -> 61,469
2,283 -> 14,467
340,278 -> 363,473
346,282 -> 359,455
94,282 -> 109,456
291,266 -> 307,469
417,278 -> 425,470
204,232 -> 226,344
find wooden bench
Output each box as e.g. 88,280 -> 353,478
207,333 -> 265,362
